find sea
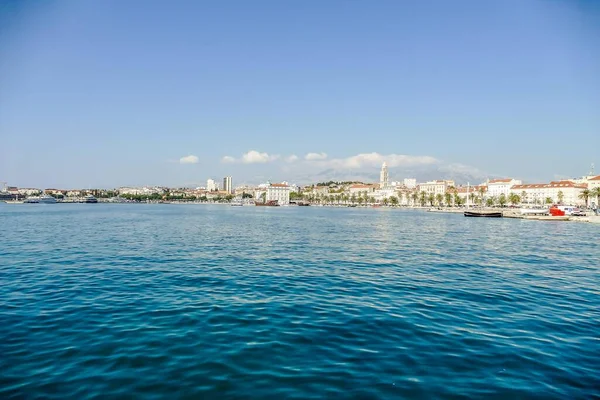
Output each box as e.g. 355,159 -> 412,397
1,204 -> 598,399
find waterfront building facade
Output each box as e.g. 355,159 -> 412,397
348,184 -> 376,195
511,181 -> 587,205
266,183 -> 291,205
486,178 -> 522,199
418,180 -> 455,196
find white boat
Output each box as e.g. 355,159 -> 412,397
83,195 -> 98,203
40,194 -> 57,204
520,207 -> 548,215
230,198 -> 243,206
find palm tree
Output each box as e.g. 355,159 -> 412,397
545,197 -> 553,204
444,192 -> 452,207
435,193 -> 443,207
369,196 -> 376,204
382,197 -> 389,206
478,187 -> 486,205
521,191 -> 528,205
350,194 -> 357,204
453,192 -> 461,207
396,192 -> 403,205
486,197 -> 495,207
390,196 -> 398,206
412,192 -> 418,207
427,193 -> 435,206
557,190 -> 564,204
419,191 -> 426,206
591,187 -> 600,208
357,196 -> 364,206
468,192 -> 476,205
508,193 -> 520,206
498,193 -> 507,207
579,189 -> 590,207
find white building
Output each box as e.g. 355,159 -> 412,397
373,187 -> 396,201
403,178 -> 417,189
486,178 -> 522,199
347,184 -> 376,195
380,162 -> 389,188
511,181 -> 587,205
266,183 -> 291,205
222,176 -> 232,194
206,179 -> 218,192
418,180 -> 455,196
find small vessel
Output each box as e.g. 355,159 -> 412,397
549,205 -> 581,216
23,195 -> 57,204
464,210 -> 503,218
520,207 -> 548,215
255,200 -> 279,206
39,194 -> 58,204
83,195 -> 98,203
297,202 -> 310,206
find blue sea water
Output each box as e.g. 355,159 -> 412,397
0,204 -> 599,399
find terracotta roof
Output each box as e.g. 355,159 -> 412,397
512,181 -> 587,189
512,184 -> 546,189
270,183 -> 289,188
488,178 -> 513,184
589,175 -> 600,181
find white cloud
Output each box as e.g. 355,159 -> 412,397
242,150 -> 279,164
305,152 -> 328,161
310,152 -> 438,169
179,155 -> 199,164
221,150 -> 279,164
286,154 -> 299,163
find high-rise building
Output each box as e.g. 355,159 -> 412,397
222,176 -> 232,194
206,179 -> 218,192
380,162 -> 389,188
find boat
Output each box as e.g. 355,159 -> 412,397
464,210 -> 503,218
549,205 -> 581,216
297,202 -> 310,206
255,200 -> 279,206
83,195 -> 98,203
520,207 -> 548,215
39,194 -> 58,204
23,195 -> 56,204
463,182 -> 502,217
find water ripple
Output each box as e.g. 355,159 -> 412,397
1,204 -> 599,399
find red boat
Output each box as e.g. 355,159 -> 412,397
549,205 -> 581,216
549,206 -> 565,216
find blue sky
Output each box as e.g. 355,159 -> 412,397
1,0 -> 598,188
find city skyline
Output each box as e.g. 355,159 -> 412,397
1,1 -> 599,188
